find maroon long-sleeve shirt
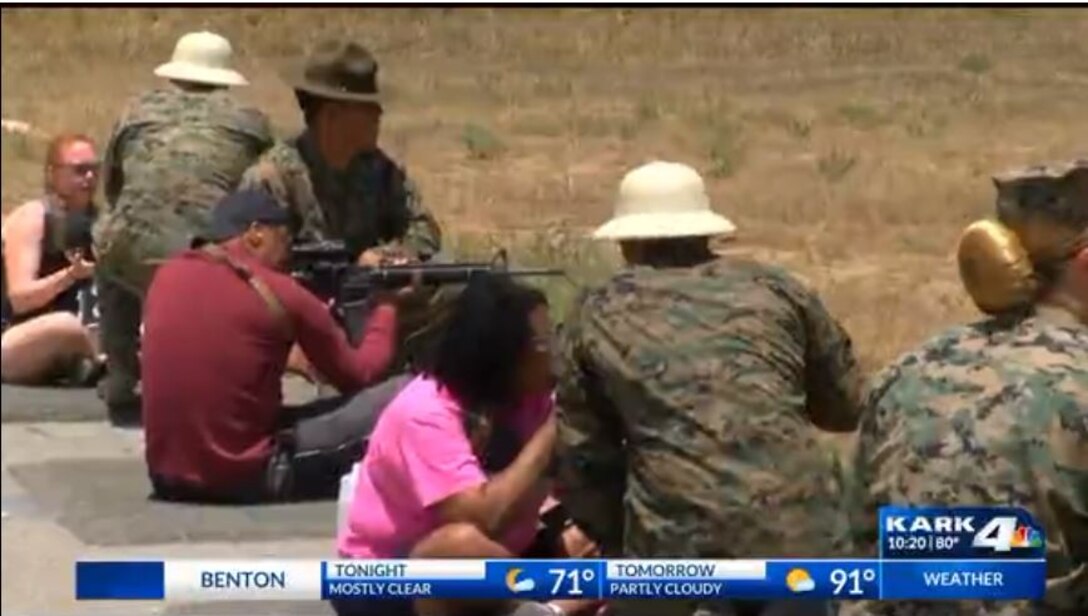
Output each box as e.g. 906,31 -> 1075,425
142,245 -> 397,492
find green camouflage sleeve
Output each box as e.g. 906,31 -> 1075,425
553,293 -> 627,553
1043,402 -> 1088,610
236,143 -> 324,240
798,284 -> 864,432
849,365 -> 900,552
393,174 -> 442,261
101,118 -> 133,210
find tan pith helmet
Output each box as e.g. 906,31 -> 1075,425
593,161 -> 736,241
154,31 -> 249,87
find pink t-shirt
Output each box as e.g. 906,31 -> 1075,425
338,374 -> 553,559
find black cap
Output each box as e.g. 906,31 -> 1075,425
199,189 -> 290,245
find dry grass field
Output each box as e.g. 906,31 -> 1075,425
3,7 -> 1087,377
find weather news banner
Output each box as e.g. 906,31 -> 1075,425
75,506 -> 1046,602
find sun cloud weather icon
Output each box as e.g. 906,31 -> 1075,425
786,569 -> 816,593
505,568 -> 536,593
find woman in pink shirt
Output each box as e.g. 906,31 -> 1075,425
334,274 -> 598,616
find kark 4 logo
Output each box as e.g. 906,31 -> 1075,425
970,516 -> 1043,552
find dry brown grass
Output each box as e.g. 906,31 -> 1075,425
3,7 -> 1087,380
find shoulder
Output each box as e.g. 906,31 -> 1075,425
115,88 -> 185,123
241,140 -> 304,178
259,140 -> 307,169
371,147 -> 408,172
1015,312 -> 1088,362
865,314 -> 1086,413
867,320 -> 993,391
359,147 -> 416,189
248,258 -> 308,301
146,250 -> 207,293
715,255 -> 823,304
591,257 -> 811,310
389,375 -> 463,428
1,199 -> 46,238
198,91 -> 271,136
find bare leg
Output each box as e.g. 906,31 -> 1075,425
411,523 -> 516,616
1,312 -> 97,384
411,523 -> 601,616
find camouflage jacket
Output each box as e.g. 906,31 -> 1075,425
94,87 -> 273,268
554,256 -> 865,616
850,305 -> 1088,616
236,132 -> 442,260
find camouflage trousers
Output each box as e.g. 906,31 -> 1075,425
92,212 -> 196,414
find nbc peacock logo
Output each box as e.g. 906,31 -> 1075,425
1009,524 -> 1043,549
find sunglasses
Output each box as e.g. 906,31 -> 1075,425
59,162 -> 101,176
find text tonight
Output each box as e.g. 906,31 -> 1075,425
330,563 -> 409,579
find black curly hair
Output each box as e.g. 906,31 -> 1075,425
424,273 -> 549,416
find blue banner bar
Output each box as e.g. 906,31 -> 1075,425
882,560 -> 1045,600
76,561 -> 165,600
76,557 -> 1046,602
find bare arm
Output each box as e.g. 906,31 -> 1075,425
285,279 -> 398,392
432,413 -> 557,540
2,202 -> 78,315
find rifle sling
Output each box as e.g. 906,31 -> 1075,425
198,244 -> 295,340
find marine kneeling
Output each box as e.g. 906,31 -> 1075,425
141,189 -> 417,503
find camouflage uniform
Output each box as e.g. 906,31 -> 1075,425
92,86 -> 272,412
848,162 -> 1088,616
238,134 -> 447,370
95,87 -> 273,291
237,134 -> 441,260
554,256 -> 865,616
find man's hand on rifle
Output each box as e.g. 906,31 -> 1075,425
358,242 -> 430,307
357,242 -> 416,268
369,268 -> 427,307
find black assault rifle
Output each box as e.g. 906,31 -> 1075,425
290,240 -> 565,338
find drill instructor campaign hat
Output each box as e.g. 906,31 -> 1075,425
593,161 -> 737,240
290,40 -> 382,105
154,31 -> 249,87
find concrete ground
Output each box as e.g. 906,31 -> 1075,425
1,379 -> 338,616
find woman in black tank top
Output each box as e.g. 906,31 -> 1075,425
1,134 -> 104,386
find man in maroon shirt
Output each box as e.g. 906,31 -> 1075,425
142,189 -> 412,502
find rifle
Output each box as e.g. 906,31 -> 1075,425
290,240 -> 566,338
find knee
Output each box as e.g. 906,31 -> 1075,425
44,312 -> 93,345
410,523 -> 509,559
4,312 -> 89,347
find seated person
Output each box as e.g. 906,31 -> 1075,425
334,274 -> 599,616
1,133 -> 103,386
142,189 -> 413,503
